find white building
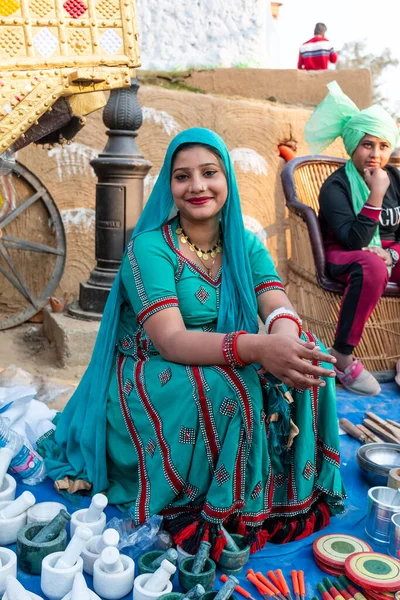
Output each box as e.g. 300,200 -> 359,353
136,1 -> 283,70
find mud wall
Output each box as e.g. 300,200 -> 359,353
173,67 -> 372,109
17,82 -> 349,296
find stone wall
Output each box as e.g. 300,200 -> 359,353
18,84 -> 347,297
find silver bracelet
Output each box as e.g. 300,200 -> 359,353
265,306 -> 302,334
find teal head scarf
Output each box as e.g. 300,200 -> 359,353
43,128 -> 259,493
305,81 -> 399,248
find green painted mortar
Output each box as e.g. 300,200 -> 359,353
216,534 -> 250,575
17,521 -> 67,575
138,550 -> 176,577
159,594 -> 184,600
179,557 -> 216,592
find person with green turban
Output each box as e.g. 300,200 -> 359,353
39,128 -> 345,557
305,81 -> 400,396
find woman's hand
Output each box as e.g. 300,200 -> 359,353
363,168 -> 390,195
256,335 -> 336,390
269,318 -> 300,338
362,245 -> 391,266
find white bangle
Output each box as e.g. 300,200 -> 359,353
265,307 -> 302,334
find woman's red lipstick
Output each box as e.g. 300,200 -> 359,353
187,196 -> 213,205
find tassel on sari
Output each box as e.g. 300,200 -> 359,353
212,529 -> 227,561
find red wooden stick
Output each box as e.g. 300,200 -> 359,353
268,571 -> 285,595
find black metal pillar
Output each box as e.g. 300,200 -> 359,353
69,78 -> 152,319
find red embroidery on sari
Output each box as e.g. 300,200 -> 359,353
117,355 -> 150,523
135,359 -> 186,496
305,331 -> 320,471
233,428 -> 245,503
213,366 -> 253,448
192,366 -> 220,467
137,297 -> 179,325
254,280 -> 285,296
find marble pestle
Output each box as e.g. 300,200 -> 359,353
181,584 -> 206,600
93,529 -> 120,555
149,548 -> 178,570
143,559 -> 176,592
191,541 -> 211,574
0,449 -> 13,487
220,528 -> 240,553
100,547 -> 124,574
55,526 -> 92,569
32,510 -> 71,544
0,491 -> 35,519
83,495 -> 108,523
214,575 -> 239,600
4,575 -> 33,600
70,572 -> 91,600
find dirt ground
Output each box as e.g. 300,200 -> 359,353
0,323 -> 83,410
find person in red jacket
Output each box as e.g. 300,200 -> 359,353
298,23 -> 338,71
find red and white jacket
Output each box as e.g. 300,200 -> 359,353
298,36 -> 338,70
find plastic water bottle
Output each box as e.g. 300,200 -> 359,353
0,416 -> 46,485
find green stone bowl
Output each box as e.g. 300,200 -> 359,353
216,534 -> 250,575
138,550 -> 167,575
159,594 -> 184,600
17,521 -> 67,575
179,557 -> 216,592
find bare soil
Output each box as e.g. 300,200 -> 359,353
0,323 -> 83,410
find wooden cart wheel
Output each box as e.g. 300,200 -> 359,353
0,159 -> 66,330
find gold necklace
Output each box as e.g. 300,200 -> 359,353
176,221 -> 222,276
176,222 -> 222,260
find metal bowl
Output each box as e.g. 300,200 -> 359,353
365,486 -> 400,543
357,443 -> 400,481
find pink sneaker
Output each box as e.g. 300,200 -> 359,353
334,358 -> 381,396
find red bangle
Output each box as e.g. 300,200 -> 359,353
222,331 -> 249,368
267,314 -> 302,337
232,331 -> 249,366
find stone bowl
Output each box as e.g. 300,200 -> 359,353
138,550 -> 176,576
0,474 -> 16,502
0,499 -> 29,545
27,502 -> 67,524
179,557 -> 216,592
216,534 -> 250,575
41,551 -> 83,600
3,590 -> 44,599
0,548 -> 17,596
17,521 -> 67,575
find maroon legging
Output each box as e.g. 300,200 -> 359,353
326,240 -> 400,355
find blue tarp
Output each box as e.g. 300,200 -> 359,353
9,382 -> 400,599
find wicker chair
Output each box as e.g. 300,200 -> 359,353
281,155 -> 400,381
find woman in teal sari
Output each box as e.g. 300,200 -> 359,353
41,128 -> 345,556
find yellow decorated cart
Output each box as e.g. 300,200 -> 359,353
0,0 -> 141,328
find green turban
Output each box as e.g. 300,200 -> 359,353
305,81 -> 399,156
305,81 -> 399,250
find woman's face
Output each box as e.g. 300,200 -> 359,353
352,134 -> 392,172
171,145 -> 228,222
